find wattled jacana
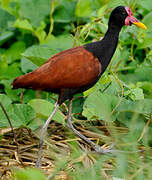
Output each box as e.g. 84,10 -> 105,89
12,6 -> 147,168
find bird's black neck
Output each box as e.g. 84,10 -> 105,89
104,23 -> 121,41
84,24 -> 121,72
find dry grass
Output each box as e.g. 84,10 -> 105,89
0,117 -> 150,180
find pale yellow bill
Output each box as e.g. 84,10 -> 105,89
133,22 -> 147,29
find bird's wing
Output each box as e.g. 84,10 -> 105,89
12,47 -> 102,90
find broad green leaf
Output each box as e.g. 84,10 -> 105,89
83,75 -> 119,97
14,19 -> 47,43
22,45 -> 59,66
21,57 -> 38,73
14,19 -> 33,31
137,0 -> 152,11
137,81 -> 152,98
1,0 -> 12,13
83,91 -> 152,122
1,79 -> 38,104
0,31 -> 14,46
83,82 -> 100,97
9,104 -> 36,126
100,73 -> 112,85
76,0 -> 92,17
118,99 -> 152,114
33,21 -> 47,43
119,66 -> 152,83
137,34 -> 152,49
0,94 -> 12,109
18,0 -> 50,27
111,47 -> 130,71
97,4 -> 108,17
146,49 -> 152,61
0,79 -> 21,102
28,99 -> 65,124
83,78 -> 104,97
0,94 -> 12,127
53,0 -> 77,23
83,91 -> 119,121
0,103 -> 36,128
142,11 -> 152,30
124,87 -> 144,101
23,34 -> 74,66
0,61 -> 22,80
0,8 -> 15,33
14,168 -> 46,180
43,34 -> 74,51
105,0 -> 128,9
3,41 -> 26,63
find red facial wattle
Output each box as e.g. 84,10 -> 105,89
125,16 -> 139,26
125,7 -> 133,16
124,7 -> 147,29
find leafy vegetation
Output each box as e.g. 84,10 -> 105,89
0,0 -> 152,179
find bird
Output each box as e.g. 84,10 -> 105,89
12,6 -> 147,168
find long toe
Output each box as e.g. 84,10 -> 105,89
93,144 -> 123,154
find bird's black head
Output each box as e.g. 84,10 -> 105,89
108,6 -> 147,29
109,6 -> 128,28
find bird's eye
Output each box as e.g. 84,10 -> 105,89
122,12 -> 126,15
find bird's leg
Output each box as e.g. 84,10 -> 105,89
36,103 -> 60,168
67,99 -> 114,154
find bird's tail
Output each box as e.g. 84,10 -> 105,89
11,73 -> 33,89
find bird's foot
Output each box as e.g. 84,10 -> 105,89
92,143 -> 142,154
93,143 -> 123,154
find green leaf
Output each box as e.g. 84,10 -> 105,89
97,4 -> 108,17
22,45 -> 59,66
18,0 -> 51,27
137,81 -> 152,98
1,0 -> 13,13
1,79 -> 37,104
0,61 -> 22,80
14,168 -> 46,180
0,104 -> 36,128
83,75 -> 119,97
137,33 -> 152,49
146,49 -> 152,61
28,99 -> 65,124
118,99 -> 152,114
3,41 -> 26,63
0,8 -> 15,33
76,0 -> 92,17
33,21 -> 47,43
137,0 -> 152,11
105,0 -> 128,9
53,0 -> 77,23
0,31 -> 14,46
142,11 -> 152,30
124,87 -> 144,101
22,34 -> 74,66
21,57 -> 38,73
14,19 -> 33,31
9,104 -> 36,127
119,66 -> 152,83
83,92 -> 152,122
0,94 -> 12,109
132,88 -> 144,100
0,79 -> 21,102
83,91 -> 119,121
43,34 -> 74,51
0,94 -> 12,127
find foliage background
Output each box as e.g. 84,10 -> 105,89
0,0 -> 152,179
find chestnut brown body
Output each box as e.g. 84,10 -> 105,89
12,46 -> 101,104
